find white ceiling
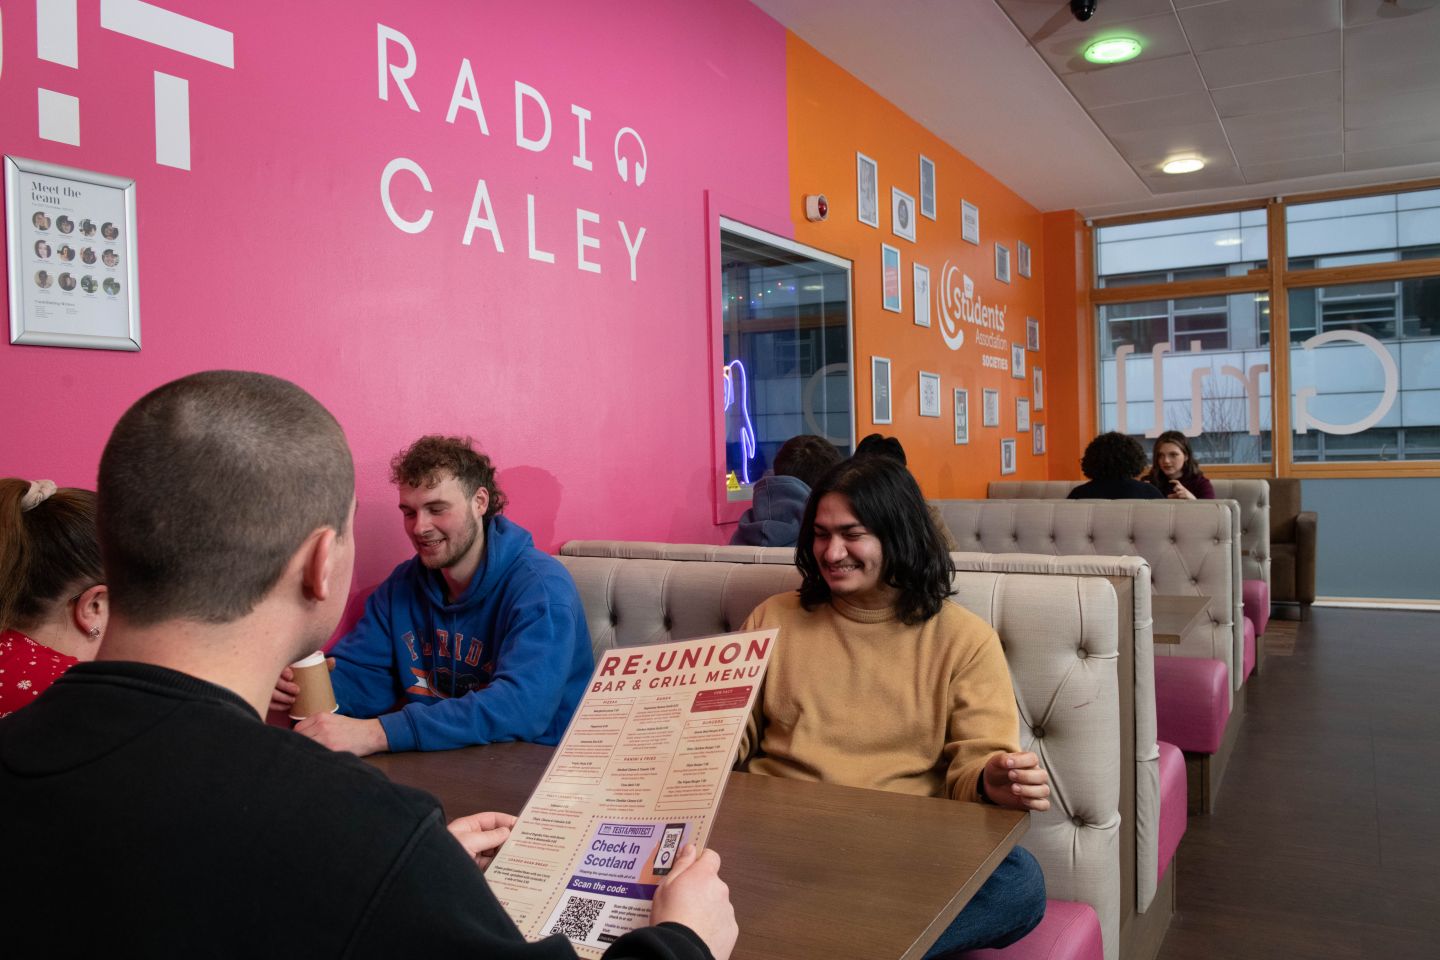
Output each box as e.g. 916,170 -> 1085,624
750,0 -> 1440,218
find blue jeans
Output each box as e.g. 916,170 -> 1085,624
923,846 -> 1046,957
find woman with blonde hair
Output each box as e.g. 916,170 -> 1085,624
0,479 -> 107,715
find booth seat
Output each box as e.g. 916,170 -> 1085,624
955,901 -> 1104,960
1265,478 -> 1317,618
557,555 -> 1127,960
929,499 -> 1244,815
562,541 -> 1181,935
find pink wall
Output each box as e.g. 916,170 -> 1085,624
0,0 -> 790,590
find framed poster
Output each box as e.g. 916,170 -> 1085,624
1033,423 -> 1046,456
1018,240 -> 1032,278
982,388 -> 1000,427
7,156 -> 139,350
1033,367 -> 1044,411
892,188 -> 916,242
872,356 -> 893,425
857,152 -> 879,228
953,388 -> 969,444
1027,316 -> 1040,352
1001,438 -> 1017,475
995,242 -> 1011,284
1017,397 -> 1030,432
1011,343 -> 1026,379
882,244 -> 902,313
913,263 -> 931,328
961,199 -> 980,245
919,371 -> 942,417
919,155 -> 936,220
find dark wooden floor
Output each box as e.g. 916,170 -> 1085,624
1157,608 -> 1440,959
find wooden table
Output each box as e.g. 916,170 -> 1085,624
1152,594 -> 1211,644
369,743 -> 1028,960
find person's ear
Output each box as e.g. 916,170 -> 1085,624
300,528 -> 339,603
472,486 -> 490,519
73,584 -> 108,641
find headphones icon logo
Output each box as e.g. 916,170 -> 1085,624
614,127 -> 648,187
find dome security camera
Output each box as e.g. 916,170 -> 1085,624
1071,0 -> 1098,20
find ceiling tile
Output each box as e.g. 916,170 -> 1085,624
1346,117 -> 1440,152
1089,91 -> 1218,135
1178,0 -> 1341,53
1232,131 -> 1343,166
1344,11 -> 1440,66
1109,121 -> 1234,169
1347,86 -> 1440,131
1222,103 -> 1341,144
1211,71 -> 1341,119
1241,155 -> 1345,183
1346,140 -> 1440,172
1142,165 -> 1248,194
1196,31 -> 1340,89
1064,54 -> 1207,109
1346,57 -> 1440,100
996,0 -> 1175,41
1342,0 -> 1440,28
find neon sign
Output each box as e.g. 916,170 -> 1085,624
722,360 -> 757,485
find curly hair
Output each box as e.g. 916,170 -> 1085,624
1080,432 -> 1149,483
1147,430 -> 1205,493
796,456 -> 953,625
772,435 -> 842,490
390,435 -> 507,518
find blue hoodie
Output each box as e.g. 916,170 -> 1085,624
729,474 -> 811,548
328,516 -> 593,752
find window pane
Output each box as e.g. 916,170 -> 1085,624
1097,293 -> 1272,467
721,229 -> 851,498
1288,275 -> 1440,463
1287,189 -> 1440,268
1096,210 -> 1268,283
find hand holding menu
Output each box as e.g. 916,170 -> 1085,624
485,629 -> 777,957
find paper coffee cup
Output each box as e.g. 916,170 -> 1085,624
289,650 -> 338,720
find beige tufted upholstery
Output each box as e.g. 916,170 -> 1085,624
562,540 -> 796,565
557,555 -> 1124,960
933,499 -> 1244,698
988,479 -> 1272,594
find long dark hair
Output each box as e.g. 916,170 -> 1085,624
795,457 -> 953,625
1148,430 -> 1204,493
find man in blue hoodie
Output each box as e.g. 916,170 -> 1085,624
276,435 -> 593,756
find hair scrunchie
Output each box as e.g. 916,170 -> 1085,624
19,479 -> 57,512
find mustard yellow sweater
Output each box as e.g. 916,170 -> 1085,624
738,591 -> 1019,803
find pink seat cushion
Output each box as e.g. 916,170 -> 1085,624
1154,656 -> 1229,754
1157,741 -> 1187,885
1242,617 -> 1256,682
954,900 -> 1102,960
1242,579 -> 1270,637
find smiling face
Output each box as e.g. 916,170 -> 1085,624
398,472 -> 488,578
811,492 -> 890,608
1156,441 -> 1187,480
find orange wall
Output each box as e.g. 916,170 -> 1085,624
787,35 -> 1052,498
1042,211 -> 1094,479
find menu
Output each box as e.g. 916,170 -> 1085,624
486,629 -> 776,957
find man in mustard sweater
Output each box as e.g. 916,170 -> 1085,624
738,455 -> 1050,956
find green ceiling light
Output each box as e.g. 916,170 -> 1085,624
1161,157 -> 1205,174
1084,36 -> 1142,64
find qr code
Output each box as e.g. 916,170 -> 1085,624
548,894 -> 605,941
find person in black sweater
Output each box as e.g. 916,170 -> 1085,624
0,371 -> 735,960
1067,432 -> 1165,500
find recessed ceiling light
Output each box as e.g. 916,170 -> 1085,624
1162,157 -> 1205,174
1084,37 -> 1142,64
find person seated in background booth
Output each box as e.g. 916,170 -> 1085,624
1068,432 -> 1164,500
737,456 -> 1050,956
0,479 -> 107,716
730,434 -> 841,548
1146,430 -> 1214,500
852,432 -> 959,550
272,436 -> 594,757
0,371 -> 735,960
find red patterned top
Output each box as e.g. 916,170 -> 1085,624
0,629 -> 78,717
